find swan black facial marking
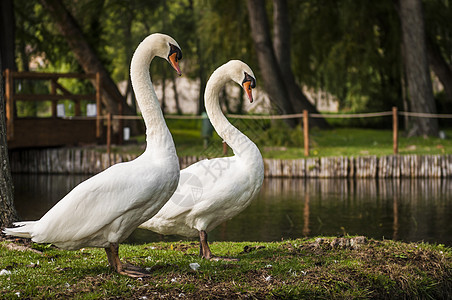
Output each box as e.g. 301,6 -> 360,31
242,72 -> 256,88
169,43 -> 182,61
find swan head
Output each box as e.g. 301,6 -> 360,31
139,33 -> 183,76
224,60 -> 256,103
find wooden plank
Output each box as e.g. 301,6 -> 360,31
52,80 -> 72,95
96,72 -> 101,138
14,94 -> 96,101
355,156 -> 377,178
305,158 -> 320,177
10,71 -> 96,80
7,118 -> 97,149
5,69 -> 14,139
441,154 -> 452,177
349,157 -> 355,178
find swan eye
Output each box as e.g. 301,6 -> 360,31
169,43 -> 183,61
242,72 -> 256,88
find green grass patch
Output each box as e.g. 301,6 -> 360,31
107,117 -> 452,159
113,123 -> 452,159
1,237 -> 451,299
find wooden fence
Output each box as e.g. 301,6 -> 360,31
4,70 -> 103,148
8,148 -> 452,178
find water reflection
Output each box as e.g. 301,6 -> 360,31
11,175 -> 452,246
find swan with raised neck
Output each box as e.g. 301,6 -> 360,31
204,60 -> 260,162
3,33 -> 184,278
131,33 -> 182,156
140,60 -> 264,259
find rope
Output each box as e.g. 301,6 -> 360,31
164,115 -> 203,120
399,111 -> 452,118
226,113 -> 304,120
62,110 -> 452,121
310,112 -> 393,118
60,116 -> 102,120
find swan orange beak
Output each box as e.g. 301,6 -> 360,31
243,81 -> 253,103
169,53 -> 182,76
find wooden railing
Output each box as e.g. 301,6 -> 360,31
4,69 -> 102,140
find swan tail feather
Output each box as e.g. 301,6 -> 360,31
3,222 -> 35,239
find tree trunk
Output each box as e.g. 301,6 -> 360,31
272,0 -> 329,128
398,0 -> 438,136
0,51 -> 18,228
161,68 -> 167,114
0,0 -> 15,72
219,87 -> 231,113
39,0 -> 133,120
196,35 -> 207,115
171,73 -> 182,115
1,0 -> 20,119
246,0 -> 297,128
426,37 -> 452,103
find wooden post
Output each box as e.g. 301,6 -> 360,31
393,106 -> 398,155
50,79 -> 57,117
222,141 -> 228,155
118,101 -> 123,144
96,72 -> 101,138
303,110 -> 309,156
5,69 -> 14,139
107,112 -> 112,166
74,100 -> 81,116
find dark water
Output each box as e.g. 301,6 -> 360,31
12,174 -> 452,246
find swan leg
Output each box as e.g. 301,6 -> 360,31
105,243 -> 149,278
105,245 -> 117,269
199,230 -> 212,259
198,231 -> 239,261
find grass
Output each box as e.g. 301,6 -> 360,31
263,127 -> 452,159
1,236 -> 451,299
115,118 -> 452,159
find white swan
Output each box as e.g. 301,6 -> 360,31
4,33 -> 182,277
139,60 -> 264,259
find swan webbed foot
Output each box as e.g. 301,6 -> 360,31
105,243 -> 150,278
118,263 -> 150,278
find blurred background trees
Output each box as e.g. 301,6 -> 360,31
2,0 -> 451,136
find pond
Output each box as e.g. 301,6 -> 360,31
11,174 -> 452,246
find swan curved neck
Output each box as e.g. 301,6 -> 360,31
131,42 -> 175,156
204,72 -> 259,160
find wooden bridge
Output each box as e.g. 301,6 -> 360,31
4,70 -> 104,149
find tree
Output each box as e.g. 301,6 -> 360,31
246,0 -> 297,128
246,0 -> 328,128
39,0 -> 132,119
272,0 -> 329,128
424,0 -> 452,105
0,51 -> 18,228
427,37 -> 452,104
398,0 -> 438,136
0,0 -> 15,72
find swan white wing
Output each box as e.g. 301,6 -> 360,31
141,155 -> 262,236
186,158 -> 262,233
139,158 -> 213,236
26,156 -> 177,247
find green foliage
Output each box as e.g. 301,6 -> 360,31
11,0 -> 451,119
424,0 -> 452,65
290,0 -> 403,112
